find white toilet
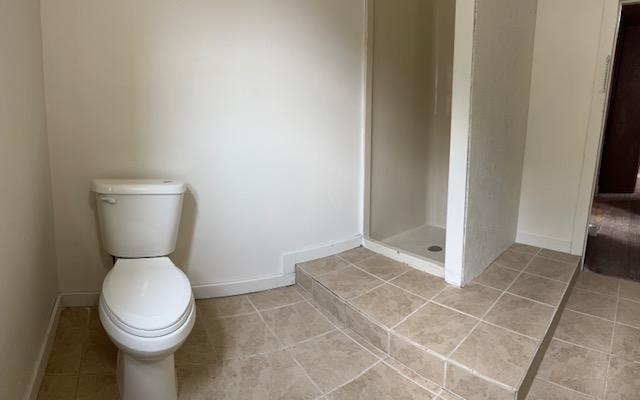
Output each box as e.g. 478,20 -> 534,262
92,179 -> 195,400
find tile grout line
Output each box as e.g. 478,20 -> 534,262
602,279 -> 622,399
379,358 -> 443,398
443,247 -> 543,391
535,377 -> 598,399
245,296 -> 326,397
514,253 -> 581,391
314,359 -> 383,400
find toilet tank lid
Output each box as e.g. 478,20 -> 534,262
92,179 -> 186,195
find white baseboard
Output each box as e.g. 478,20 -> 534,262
281,234 -> 363,274
60,292 -> 100,307
363,238 -> 444,278
25,296 -> 62,400
192,273 -> 294,298
515,231 -> 574,254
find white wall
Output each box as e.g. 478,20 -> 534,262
425,0 -> 454,229
369,0 -> 453,240
40,0 -> 366,293
517,0 -> 606,253
461,0 -> 538,284
0,1 -> 59,398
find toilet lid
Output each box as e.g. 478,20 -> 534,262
102,257 -> 193,333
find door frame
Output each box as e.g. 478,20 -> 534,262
571,0 -> 640,261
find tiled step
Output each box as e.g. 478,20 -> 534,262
295,244 -> 581,400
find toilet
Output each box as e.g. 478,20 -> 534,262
92,179 -> 195,400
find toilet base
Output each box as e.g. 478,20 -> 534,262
117,351 -> 177,400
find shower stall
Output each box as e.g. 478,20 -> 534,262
365,0 -> 454,271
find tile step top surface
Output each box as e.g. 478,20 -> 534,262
296,244 -> 581,400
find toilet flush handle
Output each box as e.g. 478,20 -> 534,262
100,197 -> 117,205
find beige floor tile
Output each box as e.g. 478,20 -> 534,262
473,263 -> 520,290
46,327 -> 88,375
433,284 -> 501,318
297,256 -> 349,278
349,284 -> 425,328
289,330 -> 378,393
261,301 -> 334,346
88,308 -> 103,332
509,243 -> 540,255
391,269 -> 449,299
445,363 -> 515,400
178,350 -> 320,400
574,271 -> 619,297
345,305 -> 390,353
617,298 -> 640,329
316,266 -> 383,299
494,249 -> 535,270
450,323 -> 537,387
37,375 -> 78,400
612,323 -> 640,361
384,357 -> 444,395
620,279 -> 640,302
326,362 -> 434,400
605,356 -> 640,400
508,273 -> 567,306
337,246 -> 376,264
79,328 -> 117,374
554,309 -> 613,352
484,294 -> 554,339
295,284 -> 312,300
202,312 -> 280,359
390,334 -> 446,385
197,295 -> 255,318
353,254 -> 411,281
525,256 -> 576,283
296,266 -> 313,293
76,374 -> 119,400
395,302 -> 477,356
565,288 -> 617,320
525,379 -> 593,400
538,249 -> 580,265
537,339 -> 608,398
175,317 -> 217,366
436,388 -> 466,400
312,283 -> 346,325
59,307 -> 90,330
340,328 -> 387,359
248,286 -> 305,310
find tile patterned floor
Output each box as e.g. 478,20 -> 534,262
298,245 -> 582,399
37,247 -> 640,400
530,270 -> 640,400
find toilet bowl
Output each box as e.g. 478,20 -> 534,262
99,257 -> 195,400
92,179 -> 193,400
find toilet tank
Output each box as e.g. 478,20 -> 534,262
92,179 -> 187,258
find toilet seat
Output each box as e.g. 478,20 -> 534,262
101,257 -> 193,338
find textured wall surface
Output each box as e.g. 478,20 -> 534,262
463,0 -> 538,284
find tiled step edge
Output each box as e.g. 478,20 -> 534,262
297,260 -> 582,400
515,261 -> 581,400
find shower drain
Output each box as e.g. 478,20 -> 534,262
427,245 -> 443,252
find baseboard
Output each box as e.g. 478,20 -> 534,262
281,234 -> 363,274
192,273 -> 295,298
515,231 -> 574,254
60,292 -> 100,307
363,238 -> 444,278
25,295 -> 62,400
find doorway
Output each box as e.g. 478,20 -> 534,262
585,3 -> 640,280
